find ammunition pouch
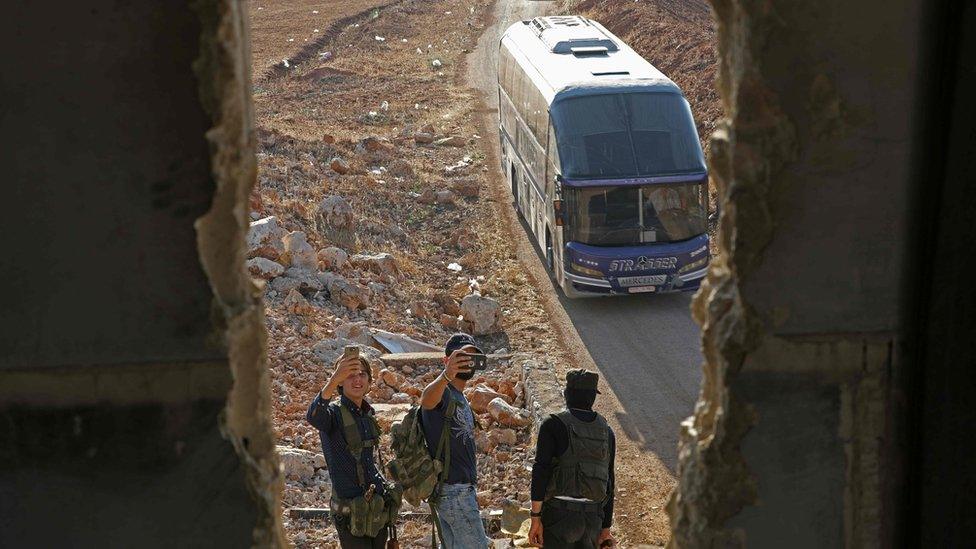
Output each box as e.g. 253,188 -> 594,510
330,493 -> 389,538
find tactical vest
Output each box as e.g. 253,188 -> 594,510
545,410 -> 611,502
330,401 -> 401,537
338,402 -> 381,488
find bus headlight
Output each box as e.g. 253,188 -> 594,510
678,257 -> 709,274
570,262 -> 604,278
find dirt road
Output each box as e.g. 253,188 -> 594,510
468,0 -> 704,543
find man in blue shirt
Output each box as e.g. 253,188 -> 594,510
307,352 -> 390,548
420,333 -> 488,548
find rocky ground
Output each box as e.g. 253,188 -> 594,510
249,0 -> 720,546
249,0 -> 573,546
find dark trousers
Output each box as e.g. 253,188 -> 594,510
542,499 -> 603,549
334,518 -> 388,549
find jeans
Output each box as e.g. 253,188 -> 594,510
434,483 -> 488,548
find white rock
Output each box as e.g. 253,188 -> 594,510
319,272 -> 370,310
487,398 -> 532,428
466,386 -> 506,414
434,136 -> 467,147
315,196 -> 356,247
270,276 -> 301,294
274,267 -> 324,293
318,246 -> 349,270
390,392 -> 412,404
460,294 -> 502,335
247,216 -> 287,260
350,252 -> 399,277
276,445 -> 322,482
246,257 -> 284,280
335,321 -> 372,345
282,231 -> 317,270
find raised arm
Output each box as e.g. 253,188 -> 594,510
306,355 -> 363,431
420,351 -> 472,410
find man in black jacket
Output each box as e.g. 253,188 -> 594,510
528,369 -> 616,548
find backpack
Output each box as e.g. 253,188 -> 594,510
387,400 -> 457,507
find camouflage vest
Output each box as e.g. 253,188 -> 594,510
545,410 -> 611,502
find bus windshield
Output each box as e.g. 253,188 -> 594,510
565,183 -> 707,245
551,92 -> 705,179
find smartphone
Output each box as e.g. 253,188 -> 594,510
462,352 -> 488,370
343,345 -> 360,359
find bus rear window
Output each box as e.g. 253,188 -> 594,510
551,92 -> 705,179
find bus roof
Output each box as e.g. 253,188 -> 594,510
500,16 -> 681,104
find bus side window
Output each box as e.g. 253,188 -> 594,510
547,121 -> 560,177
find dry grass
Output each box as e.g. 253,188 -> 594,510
249,0 -> 392,76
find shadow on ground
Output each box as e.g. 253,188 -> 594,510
514,209 -> 703,472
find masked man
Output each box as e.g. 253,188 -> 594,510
528,369 -> 616,548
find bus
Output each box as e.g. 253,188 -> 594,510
497,16 -> 710,297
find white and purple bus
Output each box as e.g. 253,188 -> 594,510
498,16 -> 710,297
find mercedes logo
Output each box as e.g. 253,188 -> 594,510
637,256 -> 648,268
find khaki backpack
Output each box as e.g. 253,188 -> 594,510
387,400 -> 457,506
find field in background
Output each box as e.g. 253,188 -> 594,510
249,0 -> 391,76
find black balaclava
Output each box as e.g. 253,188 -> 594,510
565,388 -> 597,411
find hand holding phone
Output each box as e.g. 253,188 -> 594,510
461,352 -> 488,370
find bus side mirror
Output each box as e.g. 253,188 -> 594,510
553,199 -> 564,226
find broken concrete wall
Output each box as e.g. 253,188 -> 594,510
0,1 -> 283,546
669,0 -> 922,546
